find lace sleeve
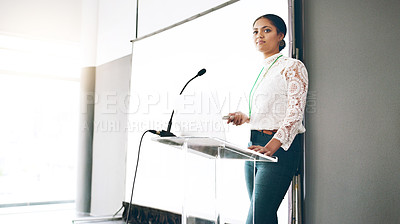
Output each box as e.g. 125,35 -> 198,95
273,60 -> 308,150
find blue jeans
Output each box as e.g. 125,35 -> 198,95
245,130 -> 302,224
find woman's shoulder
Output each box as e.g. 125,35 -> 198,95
280,55 -> 306,68
278,56 -> 308,80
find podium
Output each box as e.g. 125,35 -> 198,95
153,136 -> 277,224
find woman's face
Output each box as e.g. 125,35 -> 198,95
253,18 -> 284,58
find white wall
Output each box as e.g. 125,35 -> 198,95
94,0 -> 238,66
95,0 -> 136,65
0,0 -> 81,42
137,0 -> 232,36
81,0 -> 99,67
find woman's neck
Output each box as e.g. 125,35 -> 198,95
263,50 -> 280,59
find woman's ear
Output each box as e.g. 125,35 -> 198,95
278,32 -> 284,41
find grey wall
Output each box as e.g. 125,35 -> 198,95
303,0 -> 400,223
90,55 -> 132,215
77,67 -> 96,213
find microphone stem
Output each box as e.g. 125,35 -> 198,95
167,75 -> 198,133
166,110 -> 174,133
179,76 -> 197,95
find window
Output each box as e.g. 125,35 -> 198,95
0,34 -> 80,207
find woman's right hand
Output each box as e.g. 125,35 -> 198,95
226,112 -> 250,126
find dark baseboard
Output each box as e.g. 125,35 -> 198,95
122,202 -> 215,224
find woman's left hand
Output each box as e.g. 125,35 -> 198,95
248,145 -> 278,157
248,138 -> 282,156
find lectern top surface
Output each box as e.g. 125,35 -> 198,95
153,136 -> 277,162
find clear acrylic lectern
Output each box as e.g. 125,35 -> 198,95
153,136 -> 277,224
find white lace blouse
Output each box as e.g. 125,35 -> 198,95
249,52 -> 308,151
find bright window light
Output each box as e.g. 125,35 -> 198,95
0,33 -> 80,206
0,33 -> 80,80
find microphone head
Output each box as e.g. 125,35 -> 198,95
197,68 -> 206,76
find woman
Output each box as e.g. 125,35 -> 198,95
227,14 -> 308,224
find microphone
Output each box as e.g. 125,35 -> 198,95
179,68 -> 206,95
154,68 -> 206,137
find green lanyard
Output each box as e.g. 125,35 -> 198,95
249,55 -> 283,118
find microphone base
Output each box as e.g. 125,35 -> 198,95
159,130 -> 176,137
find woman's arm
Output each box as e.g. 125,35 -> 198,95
273,60 -> 308,151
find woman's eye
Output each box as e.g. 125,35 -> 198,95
264,29 -> 271,33
253,31 -> 258,35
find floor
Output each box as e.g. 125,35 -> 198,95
0,203 -> 124,224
